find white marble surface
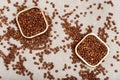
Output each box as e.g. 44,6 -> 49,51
0,0 -> 120,80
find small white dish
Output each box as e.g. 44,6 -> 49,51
16,6 -> 49,39
75,33 -> 109,67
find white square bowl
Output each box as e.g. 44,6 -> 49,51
16,6 -> 49,39
75,33 -> 109,67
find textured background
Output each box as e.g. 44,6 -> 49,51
0,0 -> 120,80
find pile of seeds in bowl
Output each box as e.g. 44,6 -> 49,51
76,34 -> 108,66
17,7 -> 48,38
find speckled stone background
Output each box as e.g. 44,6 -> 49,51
0,0 -> 120,80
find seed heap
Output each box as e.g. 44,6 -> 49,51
17,7 -> 47,37
76,35 -> 108,66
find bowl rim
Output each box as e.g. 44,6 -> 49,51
16,6 -> 49,39
75,33 -> 110,67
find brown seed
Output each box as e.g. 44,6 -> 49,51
114,69 -> 118,73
